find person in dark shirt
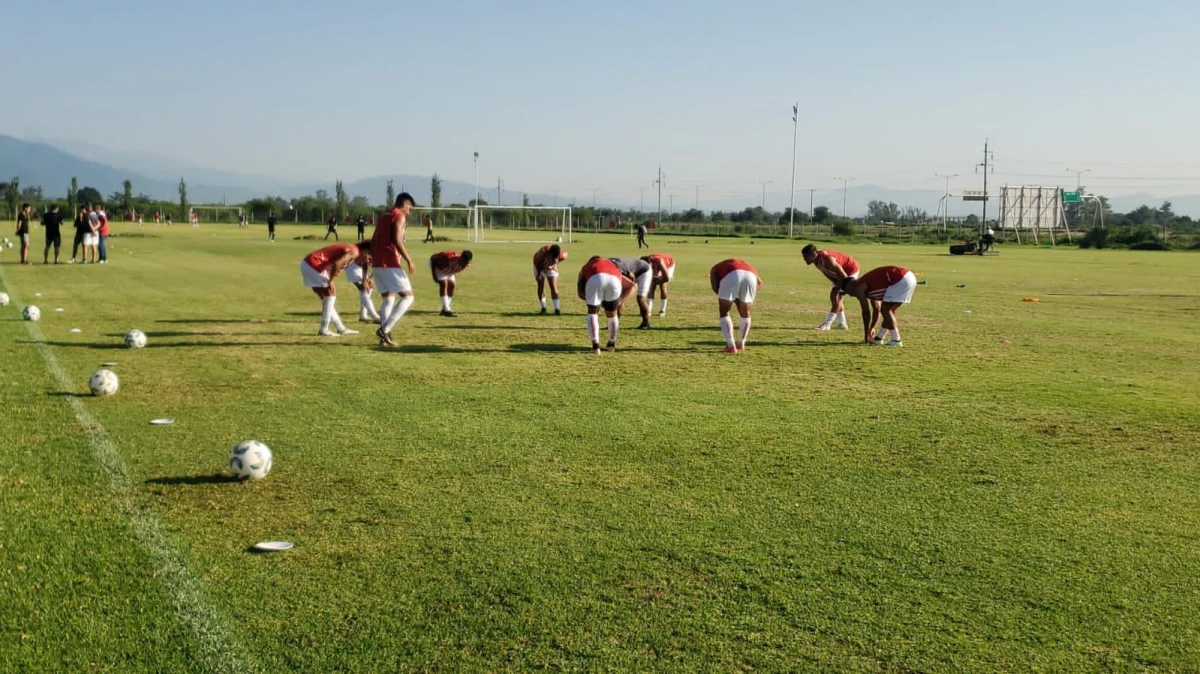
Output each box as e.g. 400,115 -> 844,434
356,214 -> 367,239
267,212 -> 277,241
16,203 -> 31,264
70,206 -> 89,263
325,215 -> 339,241
41,205 -> 64,264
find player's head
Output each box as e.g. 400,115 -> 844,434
587,255 -> 601,263
50,204 -> 59,213
21,203 -> 30,213
395,192 -> 415,212
640,256 -> 650,263
801,244 -> 818,264
549,244 -> 562,259
460,250 -> 473,264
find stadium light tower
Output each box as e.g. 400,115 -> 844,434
753,180 -> 773,209
473,150 -> 479,205
789,103 -> 798,238
834,176 -> 855,219
935,173 -> 959,231
1067,168 -> 1092,192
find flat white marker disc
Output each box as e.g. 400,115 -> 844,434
252,541 -> 293,552
150,418 -> 175,426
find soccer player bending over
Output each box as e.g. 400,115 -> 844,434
300,241 -> 371,337
533,244 -> 568,314
801,244 -> 859,330
842,264 -> 917,347
429,250 -> 474,317
577,255 -> 636,354
609,256 -> 654,329
371,193 -> 417,347
710,258 -> 761,354
344,248 -> 380,323
641,253 -> 675,317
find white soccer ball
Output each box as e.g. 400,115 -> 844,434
5,241 -> 11,249
23,305 -> 40,321
0,292 -> 9,306
89,369 -> 119,396
229,441 -> 273,481
124,329 -> 147,349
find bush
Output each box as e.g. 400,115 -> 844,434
1128,242 -> 1171,251
831,221 -> 855,236
1079,226 -> 1109,249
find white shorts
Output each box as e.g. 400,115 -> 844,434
717,270 -> 758,304
832,272 -> 859,289
664,264 -> 675,282
584,273 -> 622,306
533,265 -> 559,280
635,271 -> 652,297
345,262 -> 365,285
83,233 -> 98,247
431,259 -> 456,283
300,260 -> 331,288
373,267 -> 412,294
882,271 -> 917,304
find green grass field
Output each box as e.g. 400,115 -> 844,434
2,224 -> 1199,672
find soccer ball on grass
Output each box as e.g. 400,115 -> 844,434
124,329 -> 147,349
89,369 -> 119,396
23,305 -> 40,321
229,441 -> 273,481
0,292 -> 9,306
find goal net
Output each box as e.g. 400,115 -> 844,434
407,207 -> 474,236
471,205 -> 573,243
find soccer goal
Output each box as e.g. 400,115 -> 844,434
408,207 -> 475,236
471,205 -> 573,243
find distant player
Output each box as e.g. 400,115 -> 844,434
299,242 -> 369,337
609,256 -> 654,329
41,205 -> 63,264
267,212 -> 277,241
636,221 -> 649,249
710,259 -> 761,354
423,215 -> 434,243
801,244 -> 860,330
577,255 -> 636,354
165,213 -> 172,226
70,205 -> 89,263
641,253 -> 675,316
371,193 -> 417,347
344,249 -> 380,324
429,250 -> 474,317
325,215 -> 339,241
533,244 -> 569,314
356,214 -> 368,239
15,203 -> 31,264
97,206 -> 110,264
843,265 -> 916,347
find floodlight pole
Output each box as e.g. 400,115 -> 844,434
655,165 -> 664,225
1067,168 -> 1091,192
789,103 -> 798,238
754,180 -> 773,209
835,176 -> 854,219
935,173 -> 959,233
976,139 -> 993,233
473,149 -> 480,241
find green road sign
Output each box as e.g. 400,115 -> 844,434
1063,191 -> 1081,203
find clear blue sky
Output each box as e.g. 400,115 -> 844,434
5,0 -> 1200,205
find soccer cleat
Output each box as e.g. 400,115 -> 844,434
554,309 -> 561,316
736,343 -> 747,353
815,323 -> 833,331
885,340 -> 904,348
358,316 -> 373,323
539,307 -> 548,315
439,310 -> 457,317
338,327 -> 360,336
318,328 -> 339,337
637,322 -> 651,330
870,337 -> 884,345
658,312 -> 666,317
833,323 -> 849,330
590,342 -> 601,355
723,346 -> 739,354
606,341 -> 616,353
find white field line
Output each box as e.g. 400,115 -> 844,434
0,267 -> 249,674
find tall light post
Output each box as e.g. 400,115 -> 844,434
834,176 -> 855,219
472,149 -> 479,241
1067,168 -> 1091,192
935,173 -> 959,232
789,103 -> 798,238
753,180 -> 773,209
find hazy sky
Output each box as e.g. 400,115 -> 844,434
6,0 -> 1200,204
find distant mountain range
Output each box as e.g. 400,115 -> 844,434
3,134 -> 1198,217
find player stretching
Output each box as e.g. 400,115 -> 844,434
710,259 -> 761,354
345,250 -> 380,323
801,244 -> 859,330
533,244 -> 568,314
429,250 -> 474,317
609,256 -> 654,329
641,253 -> 675,317
300,242 -> 370,337
577,256 -> 636,354
371,193 -> 417,347
843,265 -> 916,347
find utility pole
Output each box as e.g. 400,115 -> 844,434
753,180 -> 773,209
638,187 -> 646,213
809,188 -> 815,231
834,176 -> 854,219
1067,168 -> 1091,192
551,189 -> 560,207
654,165 -> 664,225
789,103 -> 798,238
472,149 -> 479,242
592,187 -> 599,208
691,183 -> 702,210
668,193 -> 676,214
976,140 -> 994,233
935,173 -> 959,232
496,177 -> 503,206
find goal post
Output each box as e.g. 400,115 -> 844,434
407,206 -> 474,236
471,205 -> 573,243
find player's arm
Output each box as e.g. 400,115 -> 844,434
820,259 -> 848,285
576,271 -> 587,301
852,288 -> 872,342
709,269 -> 719,294
394,222 -> 415,274
429,257 -> 441,284
619,276 -> 637,306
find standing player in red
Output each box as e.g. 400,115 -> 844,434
371,193 -> 417,347
429,249 -> 474,317
710,259 -> 762,354
533,244 -> 568,315
843,264 -> 917,347
577,256 -> 636,354
801,244 -> 859,330
299,241 -> 371,337
641,253 -> 675,317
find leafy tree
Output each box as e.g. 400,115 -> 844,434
77,186 -> 103,206
68,177 -> 78,215
335,180 -> 348,220
1126,205 -> 1156,226
178,178 -> 189,219
348,195 -> 371,212
469,197 -> 488,207
122,180 -> 134,216
900,206 -> 927,223
522,194 -> 530,208
832,220 -> 855,236
866,199 -> 901,223
386,180 -> 395,208
779,208 -> 810,225
812,206 -> 832,224
430,174 -> 442,208
681,208 -> 705,222
21,185 -> 44,204
964,214 -> 980,226
5,177 -> 18,219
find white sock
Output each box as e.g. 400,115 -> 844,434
328,297 -> 346,331
648,299 -> 655,313
540,297 -> 547,310
607,316 -> 619,343
890,327 -> 902,342
553,298 -> 561,311
320,296 -> 335,332
360,290 -> 380,319
875,327 -> 888,340
836,312 -> 847,326
379,295 -> 398,329
738,317 -> 752,346
441,295 -> 451,312
720,316 -> 735,347
824,312 -> 837,326
587,314 -> 600,344
383,295 -> 414,333
659,299 -> 668,314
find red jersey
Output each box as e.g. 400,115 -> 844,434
533,245 -> 567,272
815,250 -> 859,279
372,208 -> 406,268
304,244 -> 359,275
98,212 -> 110,236
710,258 -> 758,282
648,253 -> 675,270
430,251 -> 469,274
579,257 -> 620,282
858,266 -> 910,298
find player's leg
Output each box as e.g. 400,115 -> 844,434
604,302 -> 619,352
536,272 -> 548,313
43,236 -> 51,264
19,233 -> 29,264
818,285 -> 840,330
882,302 -> 903,345
718,298 -> 737,352
380,272 -> 414,340
586,305 -> 602,354
636,273 -> 652,329
314,287 -> 338,336
548,275 -> 562,314
735,300 -> 752,352
659,269 -> 672,316
439,279 -> 455,316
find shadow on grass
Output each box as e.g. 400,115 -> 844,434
372,344 -> 506,354
146,473 -> 241,486
105,331 -> 232,338
34,339 -> 346,349
154,319 -> 265,324
427,324 -> 575,332
47,391 -> 90,398
24,340 -> 124,350
506,342 -> 581,353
